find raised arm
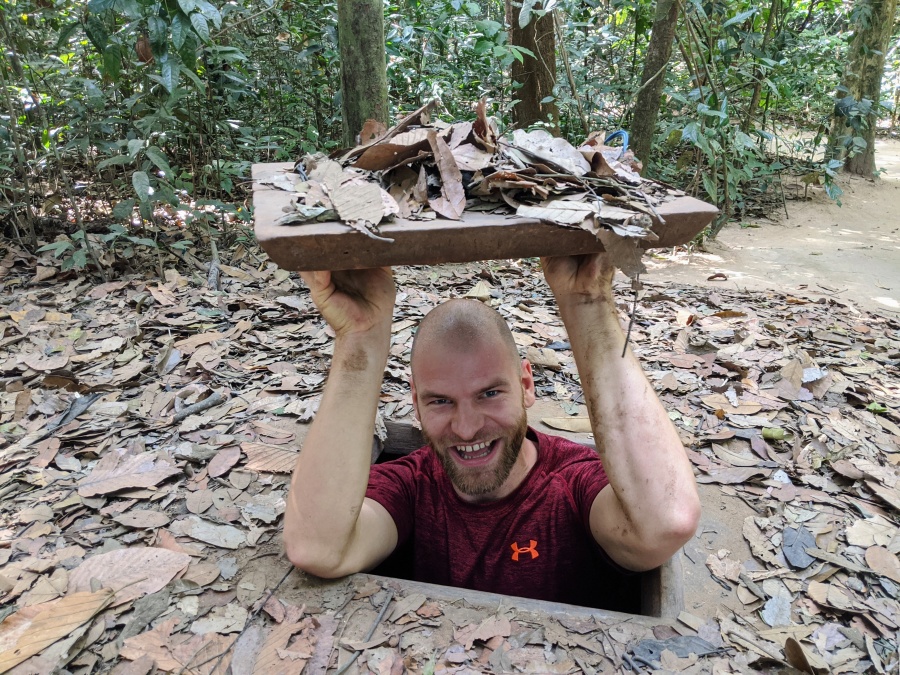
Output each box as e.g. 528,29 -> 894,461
541,254 -> 700,571
283,268 -> 399,578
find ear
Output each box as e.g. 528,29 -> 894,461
410,377 -> 420,421
520,359 -> 536,408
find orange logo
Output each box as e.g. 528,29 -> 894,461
510,540 -> 539,561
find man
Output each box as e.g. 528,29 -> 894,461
283,254 -> 700,609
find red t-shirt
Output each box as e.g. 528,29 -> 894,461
366,428 -> 638,609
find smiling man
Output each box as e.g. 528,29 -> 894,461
283,255 -> 700,609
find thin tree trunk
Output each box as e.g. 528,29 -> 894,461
742,0 -> 779,133
630,0 -> 680,166
337,0 -> 389,146
829,0 -> 898,177
506,2 -> 559,132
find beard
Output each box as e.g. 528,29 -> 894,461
424,408 -> 529,498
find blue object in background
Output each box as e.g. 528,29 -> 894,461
603,130 -> 629,159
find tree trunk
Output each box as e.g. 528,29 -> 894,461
829,0 -> 898,177
506,1 -> 558,132
629,0 -> 680,167
742,0 -> 779,133
337,0 -> 389,147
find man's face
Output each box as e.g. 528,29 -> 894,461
411,337 -> 535,499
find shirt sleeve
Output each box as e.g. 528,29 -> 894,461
365,453 -> 420,545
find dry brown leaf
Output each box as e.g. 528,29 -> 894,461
241,442 -> 298,474
208,446 -> 241,478
77,450 -> 179,497
170,515 -> 247,549
865,546 -> 900,583
113,510 -> 171,529
251,620 -> 310,675
331,182 -> 384,226
0,589 -> 113,672
68,547 -> 190,606
701,394 -> 763,416
427,129 -> 465,220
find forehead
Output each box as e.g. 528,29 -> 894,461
412,337 -> 519,396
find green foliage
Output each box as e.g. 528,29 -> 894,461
1,0 -> 898,265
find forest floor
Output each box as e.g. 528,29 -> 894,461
0,145 -> 898,673
648,137 -> 900,316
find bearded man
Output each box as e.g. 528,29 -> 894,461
283,254 -> 700,610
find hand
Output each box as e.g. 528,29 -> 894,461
300,268 -> 396,338
540,254 -> 616,303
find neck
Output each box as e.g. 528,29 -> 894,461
455,437 -> 538,504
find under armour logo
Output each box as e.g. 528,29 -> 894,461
510,540 -> 539,561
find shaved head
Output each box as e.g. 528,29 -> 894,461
410,299 -> 520,380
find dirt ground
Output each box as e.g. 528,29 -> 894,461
647,137 -> 900,316
649,137 -> 900,619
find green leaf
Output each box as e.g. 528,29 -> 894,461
160,59 -> 181,92
195,0 -> 222,28
144,146 -> 173,175
97,154 -> 134,169
180,65 -> 205,91
127,236 -> 159,247
113,199 -> 136,220
464,1 -> 480,16
867,402 -> 888,414
71,249 -> 88,270
56,22 -> 80,49
171,12 -> 189,49
148,16 -> 168,50
519,0 -> 538,28
84,15 -> 109,52
88,0 -> 115,11
723,8 -> 757,28
190,12 -> 210,42
132,171 -> 152,201
103,43 -> 122,81
701,173 -> 717,202
127,139 -> 145,158
474,20 -> 501,38
178,0 -> 198,13
37,241 -> 73,256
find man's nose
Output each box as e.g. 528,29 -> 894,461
451,402 -> 483,441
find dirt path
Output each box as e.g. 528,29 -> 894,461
647,137 -> 900,316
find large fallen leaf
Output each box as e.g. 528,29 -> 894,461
0,589 -> 113,672
510,129 -> 590,176
427,129 -> 465,220
697,467 -> 769,484
865,546 -> 900,583
331,182 -> 385,226
241,442 -> 298,474
517,201 -> 596,226
252,620 -> 310,675
701,394 -> 763,416
68,547 -> 190,606
77,450 -> 180,497
170,515 -> 247,549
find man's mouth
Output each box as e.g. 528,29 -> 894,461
452,439 -> 498,461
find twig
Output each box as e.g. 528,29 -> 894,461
554,13 -> 589,137
334,588 -> 394,675
622,277 -> 640,358
207,238 -> 221,291
172,391 -> 226,423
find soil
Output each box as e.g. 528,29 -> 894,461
646,137 -> 900,317
650,137 -> 900,620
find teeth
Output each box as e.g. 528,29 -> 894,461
458,441 -> 489,453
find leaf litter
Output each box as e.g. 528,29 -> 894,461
0,243 -> 898,673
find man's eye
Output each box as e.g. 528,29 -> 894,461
430,399 -> 449,406
484,390 -> 500,398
